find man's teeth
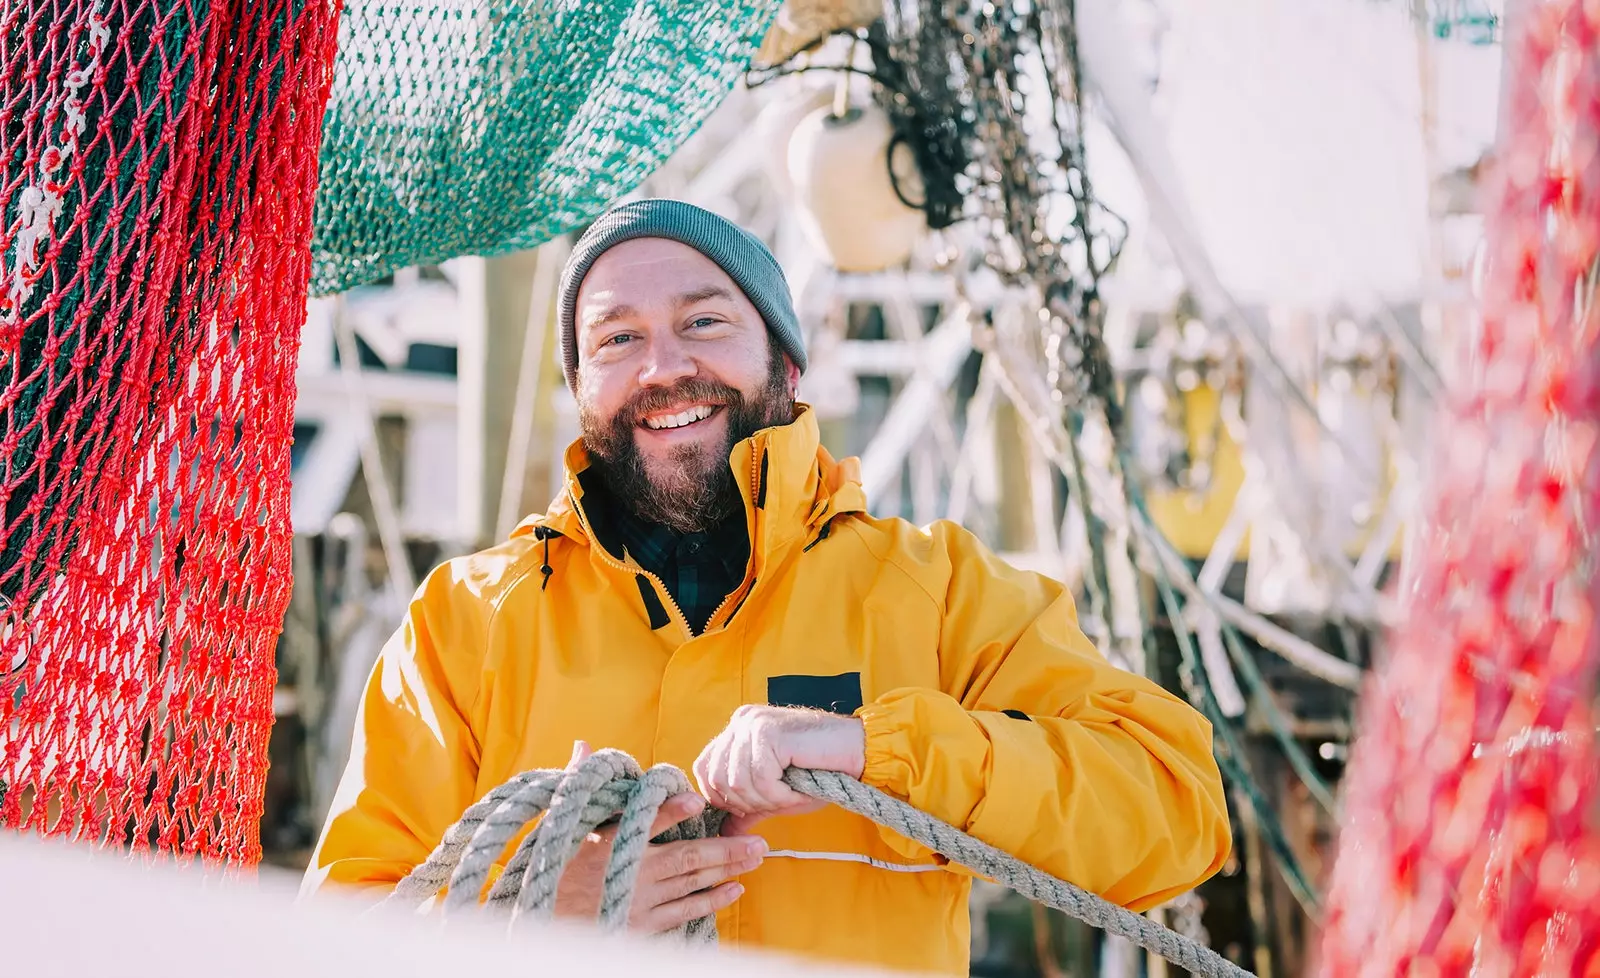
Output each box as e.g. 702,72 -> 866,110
643,405 -> 716,430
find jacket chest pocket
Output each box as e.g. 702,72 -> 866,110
751,589 -> 942,714
767,672 -> 864,716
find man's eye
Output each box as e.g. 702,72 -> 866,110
603,334 -> 633,347
689,317 -> 719,329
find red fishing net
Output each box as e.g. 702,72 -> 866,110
0,0 -> 341,862
1320,2 -> 1600,973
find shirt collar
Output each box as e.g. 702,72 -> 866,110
582,476 -> 750,577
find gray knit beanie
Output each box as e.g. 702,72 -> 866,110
557,199 -> 806,391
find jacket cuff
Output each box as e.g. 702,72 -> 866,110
856,687 -> 976,796
855,696 -> 913,795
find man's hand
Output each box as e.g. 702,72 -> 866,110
554,742 -> 766,933
693,705 -> 866,836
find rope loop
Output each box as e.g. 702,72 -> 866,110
383,749 -> 723,941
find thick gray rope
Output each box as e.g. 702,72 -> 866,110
783,768 -> 1252,978
388,751 -> 1251,977
383,750 -> 723,941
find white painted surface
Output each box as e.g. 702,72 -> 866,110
0,836 -> 890,978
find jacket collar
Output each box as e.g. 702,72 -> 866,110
513,404 -> 866,563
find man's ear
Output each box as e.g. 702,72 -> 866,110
784,353 -> 801,398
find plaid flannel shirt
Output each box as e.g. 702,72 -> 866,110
606,502 -> 750,635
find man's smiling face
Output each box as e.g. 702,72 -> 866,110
573,237 -> 798,532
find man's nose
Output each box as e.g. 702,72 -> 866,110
637,333 -> 696,387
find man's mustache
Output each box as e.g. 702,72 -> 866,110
617,379 -> 742,427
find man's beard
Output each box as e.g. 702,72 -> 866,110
579,350 -> 793,534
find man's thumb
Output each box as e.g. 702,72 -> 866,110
567,739 -> 593,770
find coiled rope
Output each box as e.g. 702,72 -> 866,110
385,748 -> 1252,977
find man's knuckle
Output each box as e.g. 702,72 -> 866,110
666,868 -> 712,901
660,897 -> 698,929
685,891 -> 717,918
680,844 -> 709,873
658,875 -> 688,902
650,847 -> 681,877
697,840 -> 726,869
676,850 -> 704,876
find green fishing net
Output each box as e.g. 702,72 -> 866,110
310,0 -> 783,295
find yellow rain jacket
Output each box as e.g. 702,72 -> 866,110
304,407 -> 1231,975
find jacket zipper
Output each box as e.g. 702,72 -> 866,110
557,435 -> 810,637
704,439 -> 767,632
562,509 -> 695,639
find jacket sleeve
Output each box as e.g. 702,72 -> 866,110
300,561 -> 486,901
854,522 -> 1232,911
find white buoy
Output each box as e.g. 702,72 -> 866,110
786,105 -> 927,274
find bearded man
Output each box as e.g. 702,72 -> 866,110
303,199 -> 1231,975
